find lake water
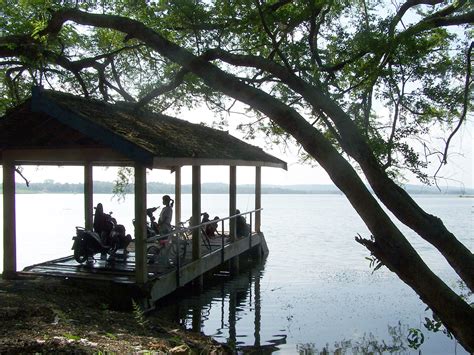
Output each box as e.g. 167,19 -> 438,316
0,194 -> 472,354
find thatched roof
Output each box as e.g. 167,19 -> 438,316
0,87 -> 286,170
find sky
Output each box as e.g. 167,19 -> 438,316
6,107 -> 473,189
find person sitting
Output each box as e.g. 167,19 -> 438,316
201,212 -> 210,225
235,209 -> 250,238
157,195 -> 174,236
93,203 -> 115,242
112,224 -> 132,251
206,216 -> 220,238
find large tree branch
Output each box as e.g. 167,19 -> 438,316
109,59 -> 135,102
254,0 -> 292,70
135,67 -> 188,108
388,0 -> 444,37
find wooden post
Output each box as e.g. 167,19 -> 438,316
229,166 -> 239,274
174,166 -> 181,227
192,306 -> 202,333
229,166 -> 237,242
254,267 -> 261,347
255,166 -> 261,233
192,165 -> 201,261
134,164 -> 147,283
84,162 -> 93,230
228,289 -> 237,348
2,160 -> 16,278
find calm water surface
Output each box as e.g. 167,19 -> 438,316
0,194 -> 472,354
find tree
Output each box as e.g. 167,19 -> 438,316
0,1 -> 473,351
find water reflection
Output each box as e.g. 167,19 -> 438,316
155,256 -> 287,352
153,257 -> 432,354
296,322 -> 409,354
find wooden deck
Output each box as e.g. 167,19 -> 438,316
18,232 -> 268,310
21,235 -> 229,282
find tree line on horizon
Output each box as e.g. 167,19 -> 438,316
2,180 -> 471,195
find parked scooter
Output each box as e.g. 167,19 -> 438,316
72,203 -> 131,263
146,206 -> 160,239
132,206 -> 161,239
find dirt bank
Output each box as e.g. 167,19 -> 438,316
0,276 -> 229,353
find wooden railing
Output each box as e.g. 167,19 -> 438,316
146,208 -> 263,272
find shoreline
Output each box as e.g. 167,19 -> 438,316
0,276 -> 229,353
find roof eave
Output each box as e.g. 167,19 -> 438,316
152,157 -> 287,170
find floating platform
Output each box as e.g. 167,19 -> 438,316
18,232 -> 269,310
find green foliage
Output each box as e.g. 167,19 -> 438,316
407,328 -> 425,350
0,0 -> 471,190
62,333 -> 81,341
131,299 -> 149,330
105,332 -> 117,340
0,1 -> 470,183
423,313 -> 453,339
112,167 -> 133,201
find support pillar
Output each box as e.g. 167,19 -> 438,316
229,166 -> 239,274
84,162 -> 93,230
192,166 -> 201,261
134,164 -> 147,283
2,160 -> 16,278
255,166 -> 261,233
229,166 -> 237,241
174,166 -> 181,227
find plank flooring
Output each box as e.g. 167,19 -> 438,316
20,234 -> 231,283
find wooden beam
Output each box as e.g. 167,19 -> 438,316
84,163 -> 93,230
153,157 -> 287,170
2,160 -> 16,278
255,166 -> 262,233
192,166 -> 201,261
229,166 -> 237,242
174,166 -> 181,226
134,164 -> 147,283
1,148 -> 133,166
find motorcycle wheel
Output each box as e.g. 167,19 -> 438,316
107,238 -> 118,256
73,245 -> 88,263
147,245 -> 161,264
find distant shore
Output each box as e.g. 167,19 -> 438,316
2,181 -> 472,195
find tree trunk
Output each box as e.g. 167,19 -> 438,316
213,54 -> 474,292
199,51 -> 474,291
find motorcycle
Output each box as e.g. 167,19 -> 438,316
146,206 -> 160,238
131,206 -> 161,239
72,205 -> 131,263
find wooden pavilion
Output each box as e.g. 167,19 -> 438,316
0,87 -> 286,307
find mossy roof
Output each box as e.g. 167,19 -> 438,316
0,88 -> 286,169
